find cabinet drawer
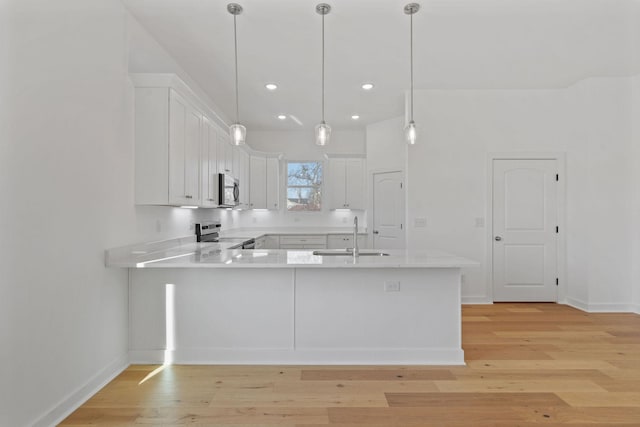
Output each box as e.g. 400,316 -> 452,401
279,235 -> 327,246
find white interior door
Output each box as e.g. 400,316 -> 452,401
492,159 -> 558,302
372,171 -> 405,249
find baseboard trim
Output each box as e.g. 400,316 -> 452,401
564,297 -> 589,312
462,296 -> 493,304
130,347 -> 465,366
30,353 -> 129,427
633,304 -> 640,315
564,298 -> 637,313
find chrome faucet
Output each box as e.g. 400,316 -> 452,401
353,216 -> 359,258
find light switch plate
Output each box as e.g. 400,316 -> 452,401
414,217 -> 427,228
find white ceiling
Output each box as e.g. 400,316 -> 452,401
123,0 -> 637,131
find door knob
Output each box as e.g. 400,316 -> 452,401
494,236 -> 502,241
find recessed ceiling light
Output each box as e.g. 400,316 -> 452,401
351,115 -> 360,120
265,83 -> 278,90
277,115 -> 287,120
361,83 -> 374,90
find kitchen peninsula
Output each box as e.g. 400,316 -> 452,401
107,234 -> 477,365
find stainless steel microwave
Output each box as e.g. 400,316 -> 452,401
217,173 -> 239,207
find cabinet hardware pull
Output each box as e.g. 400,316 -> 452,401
185,195 -> 193,199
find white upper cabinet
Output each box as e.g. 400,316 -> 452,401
249,155 -> 267,209
132,74 -> 230,208
328,158 -> 365,210
134,86 -> 202,206
249,155 -> 279,210
266,158 -> 280,210
217,132 -> 233,177
201,116 -> 218,207
241,150 -> 250,208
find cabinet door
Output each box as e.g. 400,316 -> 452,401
200,117 -> 218,207
345,158 -> 365,210
217,131 -> 233,176
266,158 -> 279,210
249,156 -> 267,209
242,151 -> 250,207
328,158 -> 346,209
169,90 -> 200,205
225,139 -> 234,176
327,235 -> 349,249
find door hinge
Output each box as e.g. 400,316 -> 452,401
556,226 -> 559,233
556,278 -> 559,286
556,174 -> 559,181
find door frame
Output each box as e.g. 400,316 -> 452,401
368,169 -> 406,249
486,153 -> 567,303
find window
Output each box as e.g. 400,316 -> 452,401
287,161 -> 323,211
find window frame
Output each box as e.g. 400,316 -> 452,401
285,160 -> 325,213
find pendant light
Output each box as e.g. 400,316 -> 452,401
228,3 -> 246,146
315,3 -> 331,146
404,3 -> 420,145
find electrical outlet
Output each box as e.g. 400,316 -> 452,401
384,281 -> 400,292
414,217 -> 427,228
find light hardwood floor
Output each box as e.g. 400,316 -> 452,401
60,303 -> 640,426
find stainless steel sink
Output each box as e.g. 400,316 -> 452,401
312,250 -> 390,257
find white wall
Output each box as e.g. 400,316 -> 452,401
632,74 -> 640,314
0,2 -> 226,425
385,78 -> 635,308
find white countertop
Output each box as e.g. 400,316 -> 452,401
106,236 -> 478,269
218,227 -> 368,239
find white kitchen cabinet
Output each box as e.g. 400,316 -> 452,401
249,156 -> 267,209
266,158 -> 280,210
239,149 -> 250,208
263,235 -> 280,249
217,131 -> 233,177
279,235 -> 327,249
134,87 -> 202,206
327,234 -> 368,249
327,158 -> 365,210
255,236 -> 266,249
249,156 -> 279,210
200,116 -> 218,207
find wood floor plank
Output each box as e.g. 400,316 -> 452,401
300,369 -> 455,381
60,304 -> 640,426
385,391 -> 568,407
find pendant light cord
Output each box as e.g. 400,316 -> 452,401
321,13 -> 325,123
410,11 -> 414,122
234,14 -> 240,124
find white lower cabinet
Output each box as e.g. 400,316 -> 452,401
263,235 -> 280,249
279,235 -> 327,249
327,234 -> 369,249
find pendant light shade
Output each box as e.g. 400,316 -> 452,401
315,122 -> 331,146
405,120 -> 417,145
230,123 -> 246,146
315,3 -> 331,146
228,3 -> 246,146
404,3 -> 420,145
